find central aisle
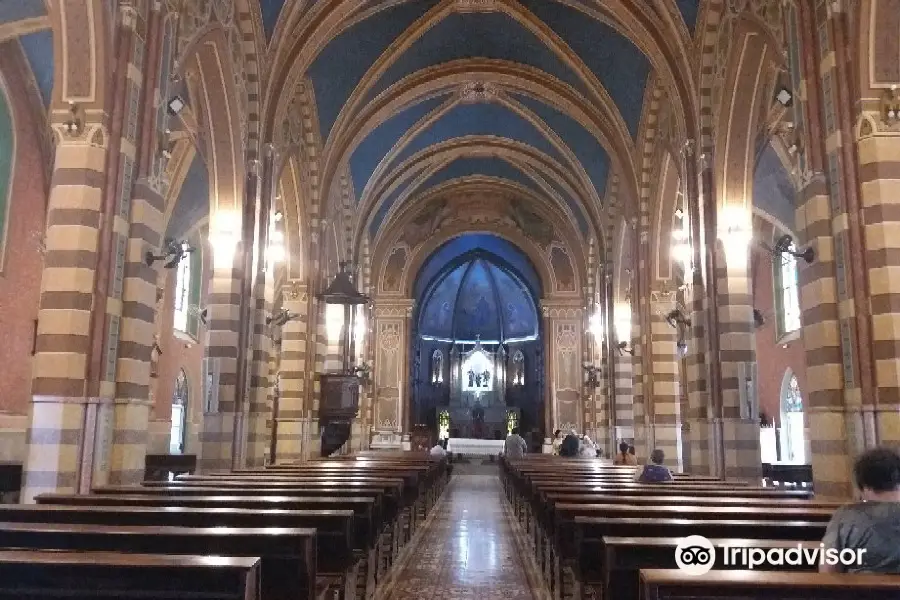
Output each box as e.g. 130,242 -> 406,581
385,474 -> 540,599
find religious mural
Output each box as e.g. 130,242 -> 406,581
382,246 -> 407,292
549,245 -> 576,292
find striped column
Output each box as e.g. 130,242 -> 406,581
22,130 -> 109,501
631,317 -> 648,460
612,350 -> 634,444
714,240 -> 761,480
109,179 -> 165,485
275,282 -> 310,462
648,291 -> 683,471
245,266 -> 275,467
858,135 -> 900,448
684,278 -> 712,475
198,257 -> 242,472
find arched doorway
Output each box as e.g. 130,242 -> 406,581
779,370 -> 806,464
169,369 -> 189,454
410,234 -> 543,446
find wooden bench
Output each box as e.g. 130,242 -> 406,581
0,503 -> 355,592
600,537 -> 822,600
0,521 -> 316,600
0,550 -> 260,600
638,569 -> 900,600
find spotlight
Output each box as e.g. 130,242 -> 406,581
665,309 -> 692,328
167,96 -> 186,116
274,211 -> 283,222
773,234 -> 815,264
267,308 -> 299,327
146,239 -> 193,268
775,87 -> 793,107
616,340 -> 634,356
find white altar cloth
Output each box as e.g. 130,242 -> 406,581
447,438 -> 505,456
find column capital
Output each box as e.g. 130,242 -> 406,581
283,279 -> 308,302
372,297 -> 414,318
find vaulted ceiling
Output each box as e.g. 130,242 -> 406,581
264,0 -> 703,254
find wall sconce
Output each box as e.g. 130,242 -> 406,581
145,239 -> 193,268
616,340 -> 634,356
583,363 -> 602,390
764,234 -> 815,264
883,85 -> 899,124
267,308 -> 299,327
63,102 -> 83,137
665,309 -> 692,328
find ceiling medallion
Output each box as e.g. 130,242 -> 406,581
459,81 -> 499,103
455,0 -> 498,13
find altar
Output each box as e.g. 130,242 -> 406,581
447,438 -> 505,457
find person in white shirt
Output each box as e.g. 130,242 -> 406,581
579,435 -> 597,458
430,441 -> 447,457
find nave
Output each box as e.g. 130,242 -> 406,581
385,474 -> 540,600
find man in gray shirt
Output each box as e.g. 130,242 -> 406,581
504,427 -> 527,459
821,446 -> 900,574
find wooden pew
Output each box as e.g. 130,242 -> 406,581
638,569 -> 900,600
0,550 -> 260,600
0,503 -> 355,597
0,522 -> 316,600
600,537 -> 821,600
38,493 -> 378,600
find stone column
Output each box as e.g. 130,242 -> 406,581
713,213 -> 761,480
648,289 -> 683,471
274,280 -> 310,462
22,122 -> 110,501
370,299 -> 413,449
612,351 -> 634,444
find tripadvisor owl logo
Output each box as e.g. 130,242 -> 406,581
674,535 -> 867,576
675,535 -> 716,575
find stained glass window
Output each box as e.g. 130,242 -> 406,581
173,255 -> 191,333
169,369 -> 188,454
775,244 -> 801,336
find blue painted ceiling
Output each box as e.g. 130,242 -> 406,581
259,0 -> 286,41
308,0 -> 442,140
166,153 -> 209,241
416,242 -> 539,341
753,143 -> 795,230
389,102 -> 564,170
676,0 -> 701,34
18,31 -> 54,107
0,0 -> 46,24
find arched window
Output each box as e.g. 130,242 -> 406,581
169,369 -> 189,454
431,349 -> 444,384
173,254 -> 191,333
0,81 -> 14,267
512,350 -> 525,386
774,243 -> 801,336
779,370 -> 806,464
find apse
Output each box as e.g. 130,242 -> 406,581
410,234 -> 544,441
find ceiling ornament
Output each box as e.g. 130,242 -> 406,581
458,81 -> 500,104
454,0 -> 499,13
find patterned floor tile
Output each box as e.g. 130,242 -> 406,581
385,475 -> 539,600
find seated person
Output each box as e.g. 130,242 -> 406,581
429,441 -> 447,458
820,446 -> 900,573
579,435 -> 597,458
634,448 -> 674,483
552,429 -> 563,455
614,441 -> 638,465
559,432 -> 581,457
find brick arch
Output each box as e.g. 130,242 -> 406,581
713,15 -> 785,214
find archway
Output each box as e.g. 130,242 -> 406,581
169,369 -> 189,454
779,369 -> 806,465
410,234 -> 543,448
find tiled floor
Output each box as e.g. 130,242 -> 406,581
385,474 -> 540,600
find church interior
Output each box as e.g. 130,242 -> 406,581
0,0 -> 898,597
